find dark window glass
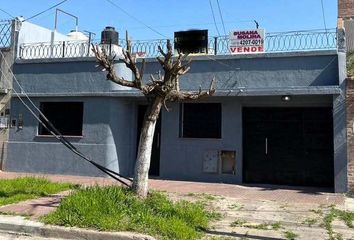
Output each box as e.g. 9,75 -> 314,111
181,103 -> 221,138
38,102 -> 84,136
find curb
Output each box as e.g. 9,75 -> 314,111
0,215 -> 155,240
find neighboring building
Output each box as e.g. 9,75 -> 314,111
2,19 -> 350,193
338,0 -> 354,193
0,19 -> 18,170
338,0 -> 354,52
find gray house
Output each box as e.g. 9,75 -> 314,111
1,20 -> 351,193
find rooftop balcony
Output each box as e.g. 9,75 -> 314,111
18,29 -> 337,60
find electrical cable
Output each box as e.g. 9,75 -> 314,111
320,0 -> 327,31
208,0 -> 221,36
216,0 -> 227,36
23,0 -> 69,22
0,50 -> 132,186
0,8 -> 14,19
104,0 -> 168,39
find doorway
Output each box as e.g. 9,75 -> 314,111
243,107 -> 334,188
137,105 -> 161,176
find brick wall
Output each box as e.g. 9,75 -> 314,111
347,77 -> 354,192
339,0 -> 354,19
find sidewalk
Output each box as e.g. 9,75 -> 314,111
0,171 -> 351,240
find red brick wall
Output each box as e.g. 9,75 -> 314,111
339,0 -> 354,18
347,77 -> 354,192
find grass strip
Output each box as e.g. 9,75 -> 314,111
43,186 -> 218,240
0,177 -> 75,206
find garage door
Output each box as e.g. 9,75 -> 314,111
243,108 -> 334,188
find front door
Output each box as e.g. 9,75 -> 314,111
243,107 -> 334,188
137,105 -> 161,176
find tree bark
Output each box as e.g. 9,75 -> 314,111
132,97 -> 163,197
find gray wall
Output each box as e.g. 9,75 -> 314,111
159,96 -> 334,184
6,97 -> 137,177
13,51 -> 339,95
142,51 -> 339,91
7,50 -> 347,192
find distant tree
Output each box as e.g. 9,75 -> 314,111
92,32 -> 215,198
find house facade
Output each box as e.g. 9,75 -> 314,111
0,16 -> 351,193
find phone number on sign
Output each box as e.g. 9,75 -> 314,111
238,39 -> 264,45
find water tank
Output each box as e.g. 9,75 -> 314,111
174,29 -> 208,55
67,30 -> 89,41
101,26 -> 119,45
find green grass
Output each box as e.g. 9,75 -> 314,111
283,230 -> 298,240
230,219 -> 282,231
42,186 -> 218,240
320,207 -> 354,240
302,217 -> 318,227
0,177 -> 75,206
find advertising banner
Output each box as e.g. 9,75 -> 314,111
229,29 -> 265,54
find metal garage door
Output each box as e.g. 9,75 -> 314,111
243,108 -> 334,188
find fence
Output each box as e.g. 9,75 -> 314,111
0,20 -> 11,48
19,29 -> 337,60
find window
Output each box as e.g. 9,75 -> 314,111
38,102 -> 84,136
180,103 -> 221,138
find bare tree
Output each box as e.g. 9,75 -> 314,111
92,32 -> 215,198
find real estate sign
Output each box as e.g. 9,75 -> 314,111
229,29 -> 265,54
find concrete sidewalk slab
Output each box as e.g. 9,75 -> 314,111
0,191 -> 71,218
0,171 -> 346,205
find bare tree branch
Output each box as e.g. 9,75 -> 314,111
92,45 -> 136,88
167,77 -> 216,101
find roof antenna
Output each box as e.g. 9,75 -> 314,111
254,20 -> 259,29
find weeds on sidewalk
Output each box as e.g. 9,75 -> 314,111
316,206 -> 354,240
230,218 -> 282,230
0,177 -> 75,206
43,186 -> 219,240
283,230 -> 298,240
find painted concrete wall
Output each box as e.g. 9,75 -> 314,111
6,97 -> 137,177
142,51 -> 340,91
159,96 -> 334,184
13,59 -> 132,94
7,50 -> 347,192
13,51 -> 339,95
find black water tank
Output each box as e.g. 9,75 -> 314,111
174,30 -> 208,54
101,26 -> 119,45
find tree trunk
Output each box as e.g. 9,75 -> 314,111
132,97 -> 163,198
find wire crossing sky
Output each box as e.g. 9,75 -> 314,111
0,0 -> 337,40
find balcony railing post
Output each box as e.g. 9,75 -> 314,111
62,41 -> 66,58
214,37 -> 218,55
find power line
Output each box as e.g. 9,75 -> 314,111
0,49 -> 132,187
104,0 -> 168,38
209,0 -> 221,36
0,8 -> 14,19
216,0 -> 227,36
24,0 -> 69,22
320,0 -> 327,31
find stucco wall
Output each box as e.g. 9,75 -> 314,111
7,50 -> 347,192
6,97 -> 137,177
159,96 -> 335,184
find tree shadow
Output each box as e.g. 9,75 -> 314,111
240,183 -> 334,196
204,229 -> 283,240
